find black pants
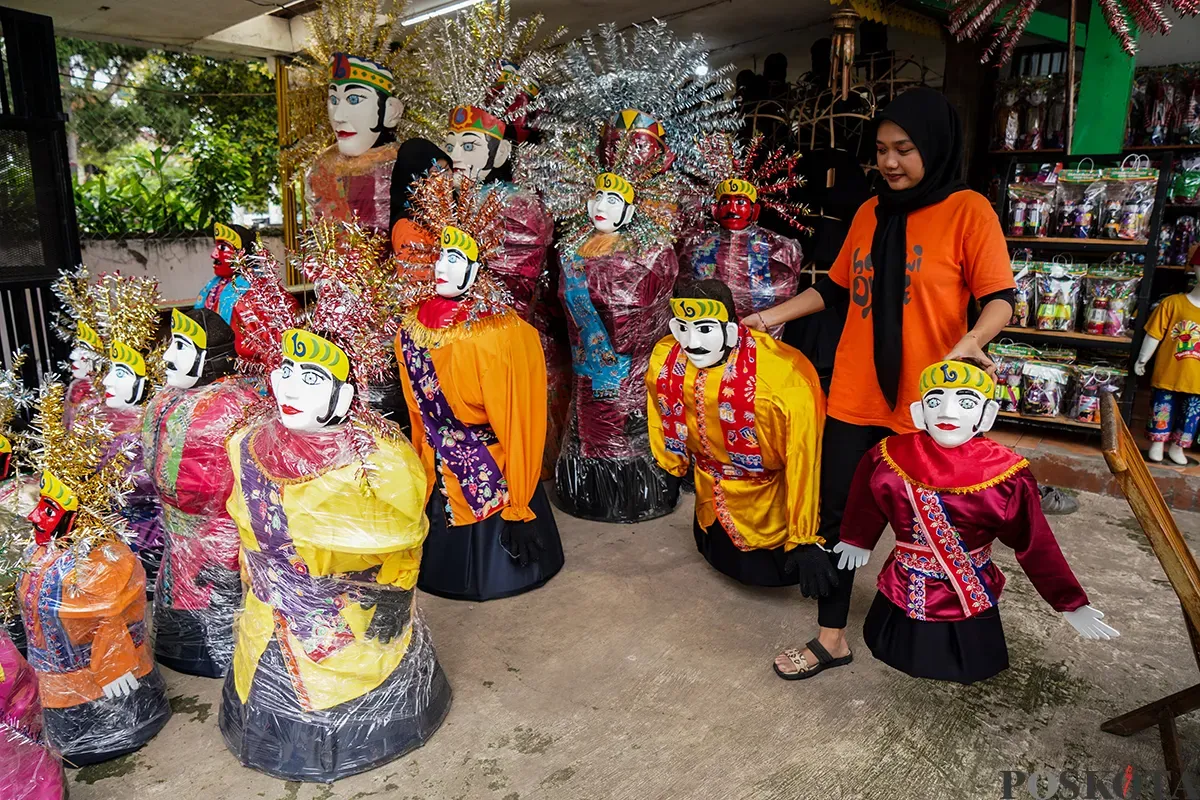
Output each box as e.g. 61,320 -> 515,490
816,416 -> 896,629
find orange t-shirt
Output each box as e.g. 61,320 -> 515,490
827,191 -> 1014,432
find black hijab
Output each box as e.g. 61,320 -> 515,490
389,137 -> 451,229
870,87 -> 969,408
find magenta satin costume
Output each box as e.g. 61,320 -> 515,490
62,378 -> 97,432
841,433 -> 1089,623
0,631 -> 64,800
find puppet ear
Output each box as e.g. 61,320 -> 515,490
909,400 -> 926,432
383,97 -> 405,129
978,399 -> 1000,434
332,382 -> 355,420
493,138 -> 514,168
269,368 -> 283,398
724,321 -> 739,346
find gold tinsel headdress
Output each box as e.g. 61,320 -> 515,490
93,272 -> 164,388
417,0 -> 564,143
394,169 -> 511,311
283,0 -> 435,175
518,124 -> 684,256
697,133 -> 811,235
50,265 -> 100,350
0,351 -> 32,449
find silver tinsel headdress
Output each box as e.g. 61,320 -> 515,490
416,0 -> 564,143
531,20 -> 739,179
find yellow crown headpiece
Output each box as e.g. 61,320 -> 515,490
282,329 -> 350,382
715,178 -> 758,204
76,321 -> 102,352
440,226 -> 480,262
109,340 -> 148,378
39,470 -> 79,512
594,172 -> 635,205
919,360 -> 995,400
670,297 -> 730,323
171,309 -> 207,350
213,222 -> 243,250
0,434 -> 10,455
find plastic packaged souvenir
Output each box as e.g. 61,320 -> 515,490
1045,75 -> 1069,150
993,82 -> 1021,151
1168,216 -> 1198,267
1100,161 -> 1158,241
1054,166 -> 1105,239
1020,78 -> 1049,151
1082,266 -> 1141,338
1035,262 -> 1087,332
1160,222 -> 1176,265
1070,364 -> 1127,424
1011,260 -> 1036,327
1008,182 -> 1054,238
1170,166 -> 1200,206
1021,360 -> 1073,418
0,630 -> 65,800
990,341 -> 1039,413
1180,72 -> 1200,145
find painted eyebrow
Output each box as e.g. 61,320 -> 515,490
460,132 -> 484,141
926,388 -> 945,395
956,389 -> 980,396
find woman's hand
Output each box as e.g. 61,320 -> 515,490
744,312 -> 769,332
943,333 -> 996,377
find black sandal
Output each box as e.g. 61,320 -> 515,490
773,638 -> 853,681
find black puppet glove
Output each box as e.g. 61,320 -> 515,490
784,544 -> 840,599
361,589 -> 412,644
500,521 -> 543,568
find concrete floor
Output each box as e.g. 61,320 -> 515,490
70,490 -> 1200,800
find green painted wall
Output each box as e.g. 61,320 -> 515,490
1071,0 -> 1137,154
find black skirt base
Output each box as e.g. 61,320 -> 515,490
693,516 -> 799,588
418,483 -> 564,602
45,667 -> 172,767
553,451 -> 680,524
862,591 -> 1010,685
153,606 -> 232,679
219,637 -> 452,783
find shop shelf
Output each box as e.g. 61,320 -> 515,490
997,410 -> 1101,430
1005,236 -> 1148,249
1000,327 -> 1133,346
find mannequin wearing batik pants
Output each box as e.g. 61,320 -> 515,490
1135,262 -> 1200,465
827,360 -> 1118,684
144,309 -> 267,677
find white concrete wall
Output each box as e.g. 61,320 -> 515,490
79,235 -> 286,306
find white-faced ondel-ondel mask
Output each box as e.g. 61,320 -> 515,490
327,52 -> 404,158
668,296 -> 739,370
70,321 -> 104,381
444,105 -> 513,184
434,226 -> 482,300
164,308 -> 235,390
271,329 -> 355,433
909,360 -> 1000,449
102,341 -> 149,409
587,172 -> 636,235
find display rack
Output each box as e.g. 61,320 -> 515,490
993,149 -> 1176,429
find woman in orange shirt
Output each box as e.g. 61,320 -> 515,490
746,88 -> 1016,680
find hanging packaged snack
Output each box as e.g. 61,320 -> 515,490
1168,215 -> 1198,267
990,341 -> 1040,413
1070,363 -> 1128,425
1082,264 -> 1142,338
1021,360 -> 1073,418
1054,163 -> 1104,238
1100,157 -> 1158,241
1008,182 -> 1055,237
1011,259 -> 1036,327
1035,261 -> 1087,332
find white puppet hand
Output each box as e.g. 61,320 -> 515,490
101,672 -> 140,699
832,542 -> 871,571
1063,606 -> 1119,640
1133,360 -> 1148,377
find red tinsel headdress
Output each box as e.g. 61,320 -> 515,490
696,133 -> 811,235
231,246 -> 302,376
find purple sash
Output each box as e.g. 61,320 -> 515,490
399,328 -> 509,525
238,434 -> 363,663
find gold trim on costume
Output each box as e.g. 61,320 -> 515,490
879,437 -> 1029,494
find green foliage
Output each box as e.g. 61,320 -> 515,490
59,36 -> 279,236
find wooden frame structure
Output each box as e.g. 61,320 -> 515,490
1099,391 -> 1200,794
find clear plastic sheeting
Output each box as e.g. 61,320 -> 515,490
102,406 -> 165,594
17,539 -> 171,766
554,242 -> 682,523
0,630 -> 65,800
142,378 -> 269,678
220,418 -> 451,783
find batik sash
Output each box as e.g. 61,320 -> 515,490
689,229 -> 776,312
562,249 -> 630,399
398,329 -> 508,524
903,481 -> 996,618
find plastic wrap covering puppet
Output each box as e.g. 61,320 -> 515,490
680,134 -> 809,339
13,383 -> 171,765
94,273 -> 167,595
523,21 -> 739,523
219,219 -> 450,783
393,171 -> 564,601
197,222 -> 253,324
49,267 -> 103,431
0,630 -> 65,800
285,0 -> 435,235
0,353 -> 37,657
415,0 -> 570,474
143,309 -> 270,678
830,360 -> 1118,685
647,280 -> 825,586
